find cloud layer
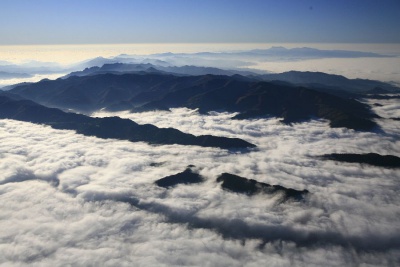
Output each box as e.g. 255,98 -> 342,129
1,97 -> 400,266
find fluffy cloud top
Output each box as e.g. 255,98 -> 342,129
1,96 -> 400,266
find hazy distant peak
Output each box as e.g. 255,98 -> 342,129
146,46 -> 392,60
269,46 -> 288,50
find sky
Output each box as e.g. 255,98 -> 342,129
1,0 -> 400,45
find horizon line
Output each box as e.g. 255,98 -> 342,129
1,42 -> 400,47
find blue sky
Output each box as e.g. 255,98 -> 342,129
1,0 -> 399,45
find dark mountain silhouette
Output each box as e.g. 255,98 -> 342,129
257,71 -> 399,93
65,64 -> 400,98
9,73 -> 379,131
0,91 -> 27,101
137,78 -> 379,131
9,73 -> 260,113
321,153 -> 400,168
9,73 -> 212,112
0,82 -> 33,91
362,94 -> 400,100
216,173 -> 308,201
155,166 -> 204,188
0,96 -> 255,149
365,87 -> 393,94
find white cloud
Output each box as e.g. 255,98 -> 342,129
1,96 -> 400,266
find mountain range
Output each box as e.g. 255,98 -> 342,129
7,69 -> 382,131
0,71 -> 33,80
64,62 -> 259,78
62,62 -> 399,94
1,55 -> 400,266
0,95 -> 254,149
256,70 -> 399,93
151,46 -> 392,62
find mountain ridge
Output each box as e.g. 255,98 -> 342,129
256,71 -> 400,93
8,72 -> 380,131
0,95 -> 255,149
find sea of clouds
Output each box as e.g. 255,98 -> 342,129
1,95 -> 399,266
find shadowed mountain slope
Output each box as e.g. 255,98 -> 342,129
137,79 -> 379,131
216,173 -> 308,201
320,153 -> 400,168
9,73 -> 379,131
0,96 -> 255,149
155,166 -> 204,188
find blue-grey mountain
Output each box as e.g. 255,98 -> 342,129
8,72 -> 380,131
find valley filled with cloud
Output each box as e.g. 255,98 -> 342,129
1,94 -> 399,266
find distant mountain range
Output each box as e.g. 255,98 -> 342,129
0,71 -> 33,80
1,46 -> 394,87
256,71 -> 399,93
0,95 -> 255,149
229,46 -> 392,59
61,62 -> 400,95
7,70 -> 381,131
151,46 -> 393,62
63,62 -> 260,78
